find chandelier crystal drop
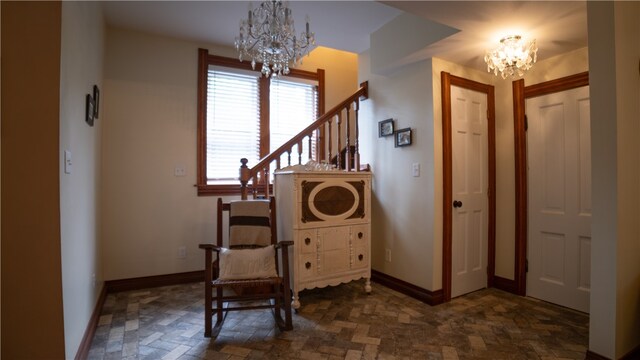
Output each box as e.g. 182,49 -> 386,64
234,0 -> 316,77
484,35 -> 538,79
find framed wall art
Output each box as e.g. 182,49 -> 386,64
378,118 -> 394,137
395,128 -> 412,147
93,85 -> 100,119
86,94 -> 95,127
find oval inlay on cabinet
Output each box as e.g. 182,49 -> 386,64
313,186 -> 356,216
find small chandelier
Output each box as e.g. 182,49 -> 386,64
484,35 -> 538,79
235,1 -> 316,77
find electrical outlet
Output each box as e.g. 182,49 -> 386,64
178,246 -> 187,258
412,163 -> 420,177
174,165 -> 186,177
385,249 -> 391,262
91,273 -> 96,288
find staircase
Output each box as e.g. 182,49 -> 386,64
239,81 -> 369,200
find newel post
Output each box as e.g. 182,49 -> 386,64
239,158 -> 250,200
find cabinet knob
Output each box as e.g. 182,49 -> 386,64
358,254 -> 364,261
305,237 -> 311,245
305,261 -> 311,269
358,232 -> 363,239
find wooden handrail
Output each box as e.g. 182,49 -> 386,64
240,81 -> 368,199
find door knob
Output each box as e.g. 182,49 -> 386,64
453,200 -> 463,208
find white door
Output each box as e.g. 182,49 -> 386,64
451,85 -> 488,298
526,86 -> 591,313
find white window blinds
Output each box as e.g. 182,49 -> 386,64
206,69 -> 260,183
270,78 -> 318,163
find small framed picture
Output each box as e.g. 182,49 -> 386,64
378,118 -> 394,137
395,128 -> 412,147
86,94 -> 95,127
93,85 -> 100,119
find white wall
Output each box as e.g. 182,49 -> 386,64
59,1 -> 104,356
0,3 -> 3,356
587,1 -> 640,358
613,3 -> 640,356
359,51 -> 436,289
360,32 -> 592,292
102,28 -> 358,280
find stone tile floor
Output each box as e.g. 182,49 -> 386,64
88,280 -> 588,359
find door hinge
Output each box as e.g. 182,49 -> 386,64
525,259 -> 529,273
524,114 -> 529,132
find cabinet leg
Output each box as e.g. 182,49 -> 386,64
292,292 -> 301,310
365,278 -> 372,293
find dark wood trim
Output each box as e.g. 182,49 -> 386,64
585,350 -> 610,360
74,284 -> 107,360
259,76 -> 270,157
487,84 -> 497,289
584,343 -> 640,360
513,79 -> 528,296
206,53 -> 319,81
196,184 -> 273,197
317,69 -> 326,161
492,276 -> 518,295
621,344 -> 640,360
524,71 -> 589,99
371,270 -> 444,305
441,72 -> 496,302
105,271 -> 204,293
441,72 -> 453,302
197,48 -> 208,191
512,72 -> 589,297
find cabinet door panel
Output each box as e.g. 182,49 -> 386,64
352,245 -> 368,269
352,224 -> 368,248
298,229 -> 317,254
317,227 -> 350,275
298,253 -> 317,280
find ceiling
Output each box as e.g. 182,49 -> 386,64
102,1 -> 588,72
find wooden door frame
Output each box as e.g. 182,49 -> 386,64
441,72 -> 496,302
512,71 -> 589,296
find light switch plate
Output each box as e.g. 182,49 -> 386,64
412,163 -> 420,177
64,150 -> 72,174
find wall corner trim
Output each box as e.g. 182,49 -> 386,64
74,284 -> 107,360
371,270 -> 444,306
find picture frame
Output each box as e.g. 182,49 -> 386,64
395,128 -> 412,147
93,85 -> 100,119
86,94 -> 95,127
378,118 -> 394,137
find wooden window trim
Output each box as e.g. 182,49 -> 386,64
196,48 -> 325,196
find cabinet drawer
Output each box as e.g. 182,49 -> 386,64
352,246 -> 368,269
351,225 -> 369,247
298,254 -> 317,280
297,230 -> 317,254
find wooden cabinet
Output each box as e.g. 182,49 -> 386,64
274,170 -> 372,309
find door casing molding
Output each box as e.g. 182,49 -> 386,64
441,72 -> 496,302
512,71 -> 590,296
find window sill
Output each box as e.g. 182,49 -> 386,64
196,183 -> 273,197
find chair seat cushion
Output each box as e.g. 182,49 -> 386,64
218,245 -> 278,280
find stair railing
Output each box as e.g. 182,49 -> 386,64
240,81 -> 368,200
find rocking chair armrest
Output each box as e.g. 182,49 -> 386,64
275,240 -> 294,249
199,243 -> 223,253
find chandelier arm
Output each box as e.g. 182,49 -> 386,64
236,0 -> 315,77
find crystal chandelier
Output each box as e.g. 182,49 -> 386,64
484,35 -> 538,79
234,1 -> 316,77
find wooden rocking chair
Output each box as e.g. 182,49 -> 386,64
199,197 -> 293,338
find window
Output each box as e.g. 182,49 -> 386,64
197,49 -> 324,195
